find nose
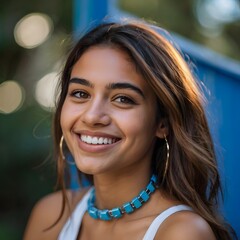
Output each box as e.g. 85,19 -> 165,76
81,98 -> 111,127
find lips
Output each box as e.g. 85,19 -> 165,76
74,132 -> 121,153
74,130 -> 121,148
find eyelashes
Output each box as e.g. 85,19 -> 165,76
70,90 -> 90,99
69,90 -> 137,106
113,95 -> 136,105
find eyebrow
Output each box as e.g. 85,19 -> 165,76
69,78 -> 93,87
107,82 -> 145,98
69,77 -> 145,98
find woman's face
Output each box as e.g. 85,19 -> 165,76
60,46 -> 165,176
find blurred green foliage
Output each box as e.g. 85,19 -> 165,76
119,0 -> 240,61
0,1 -> 72,239
0,105 -> 56,239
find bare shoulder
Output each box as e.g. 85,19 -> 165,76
23,188 -> 89,240
155,210 -> 216,240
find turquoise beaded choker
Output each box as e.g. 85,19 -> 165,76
87,175 -> 157,221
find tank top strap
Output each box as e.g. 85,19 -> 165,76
58,187 -> 93,240
142,205 -> 193,240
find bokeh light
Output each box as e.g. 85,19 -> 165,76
196,0 -> 240,30
35,72 -> 59,110
205,0 -> 240,23
14,13 -> 53,49
0,81 -> 25,114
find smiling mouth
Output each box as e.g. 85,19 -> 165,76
79,135 -> 121,145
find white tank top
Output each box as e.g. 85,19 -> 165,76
58,188 -> 192,240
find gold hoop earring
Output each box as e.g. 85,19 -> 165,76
163,134 -> 169,178
60,135 -> 66,160
59,135 -> 76,165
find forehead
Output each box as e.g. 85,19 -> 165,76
71,46 -> 133,76
71,46 -> 142,84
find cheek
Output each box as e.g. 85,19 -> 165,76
60,102 -> 68,131
116,108 -> 157,138
60,101 -> 77,132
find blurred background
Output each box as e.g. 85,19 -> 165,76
0,0 -> 239,239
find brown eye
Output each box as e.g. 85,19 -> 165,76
114,96 -> 136,105
71,90 -> 90,99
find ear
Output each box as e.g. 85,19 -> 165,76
155,120 -> 168,139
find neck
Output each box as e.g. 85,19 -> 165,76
93,169 -> 152,209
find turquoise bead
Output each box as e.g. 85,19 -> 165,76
99,210 -> 111,220
147,182 -> 155,193
87,174 -> 157,221
151,175 -> 157,183
140,190 -> 149,202
111,208 -> 122,218
123,202 -> 134,213
88,207 -> 98,219
132,197 -> 142,208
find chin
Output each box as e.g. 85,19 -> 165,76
75,161 -> 106,176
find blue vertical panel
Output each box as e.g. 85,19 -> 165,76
195,62 -> 240,236
73,0 -> 108,36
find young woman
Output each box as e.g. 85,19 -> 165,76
24,21 -> 236,239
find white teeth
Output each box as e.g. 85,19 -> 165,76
99,137 -> 103,144
80,135 -> 117,145
92,137 -> 98,144
86,136 -> 92,144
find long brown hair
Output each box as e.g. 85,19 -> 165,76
53,21 -> 236,239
